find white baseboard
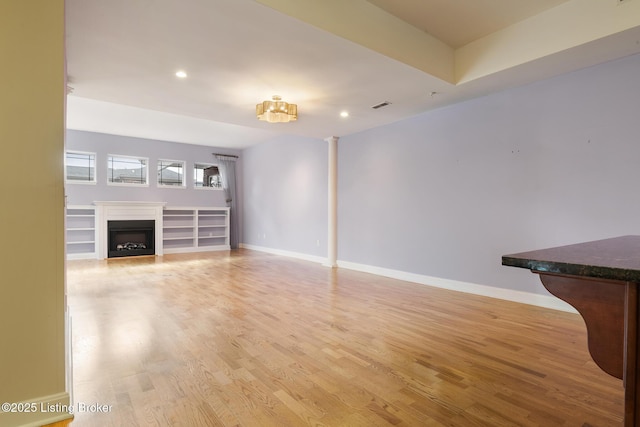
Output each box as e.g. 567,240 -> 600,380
0,392 -> 72,427
66,252 -> 97,260
163,245 -> 230,255
239,243 -> 326,264
239,244 -> 576,313
337,260 -> 576,313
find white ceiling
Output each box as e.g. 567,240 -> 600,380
65,0 -> 640,149
366,0 -> 571,48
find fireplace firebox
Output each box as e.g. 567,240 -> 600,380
107,220 -> 155,258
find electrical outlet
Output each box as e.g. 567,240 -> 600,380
316,239 -> 320,247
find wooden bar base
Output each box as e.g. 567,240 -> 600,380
503,236 -> 640,427
539,273 -> 625,379
624,283 -> 639,425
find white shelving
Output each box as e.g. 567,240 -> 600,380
66,205 -> 97,260
66,204 -> 230,259
163,207 -> 230,254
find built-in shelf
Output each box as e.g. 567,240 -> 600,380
66,205 -> 97,259
163,206 -> 230,254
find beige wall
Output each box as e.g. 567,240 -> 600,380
0,1 -> 69,425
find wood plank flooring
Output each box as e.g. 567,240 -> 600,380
67,250 -> 623,426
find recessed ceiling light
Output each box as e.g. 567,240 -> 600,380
340,111 -> 349,118
175,70 -> 187,78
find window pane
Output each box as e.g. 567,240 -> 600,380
108,155 -> 147,184
66,151 -> 95,182
194,163 -> 221,188
158,160 -> 184,186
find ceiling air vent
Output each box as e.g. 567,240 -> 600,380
371,101 -> 391,109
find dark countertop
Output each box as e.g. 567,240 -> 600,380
502,235 -> 640,282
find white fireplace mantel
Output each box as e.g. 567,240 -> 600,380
94,201 -> 166,259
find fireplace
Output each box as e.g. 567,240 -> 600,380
107,220 -> 155,258
94,201 -> 166,259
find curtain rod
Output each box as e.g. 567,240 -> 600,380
213,153 -> 239,158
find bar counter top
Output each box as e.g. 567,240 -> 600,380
502,235 -> 640,283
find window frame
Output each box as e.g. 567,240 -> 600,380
106,154 -> 149,187
194,162 -> 222,190
65,150 -> 97,185
157,159 -> 186,188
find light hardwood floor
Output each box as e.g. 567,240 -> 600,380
67,250 -> 623,426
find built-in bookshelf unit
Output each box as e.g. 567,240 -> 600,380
163,206 -> 230,254
65,203 -> 230,259
66,205 -> 97,260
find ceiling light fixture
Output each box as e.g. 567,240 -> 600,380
175,70 -> 187,78
340,111 -> 349,118
256,95 -> 297,123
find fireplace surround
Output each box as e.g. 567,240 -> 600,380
94,201 -> 166,259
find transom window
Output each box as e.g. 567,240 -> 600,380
194,163 -> 222,189
107,155 -> 148,185
65,151 -> 96,183
157,159 -> 185,187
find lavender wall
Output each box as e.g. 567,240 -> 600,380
338,53 -> 640,295
241,135 -> 327,257
65,130 -> 240,208
70,53 -> 640,299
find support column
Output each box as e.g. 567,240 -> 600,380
324,136 -> 339,267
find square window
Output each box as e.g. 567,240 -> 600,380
107,155 -> 148,185
158,159 -> 185,187
194,163 -> 222,188
66,151 -> 96,183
